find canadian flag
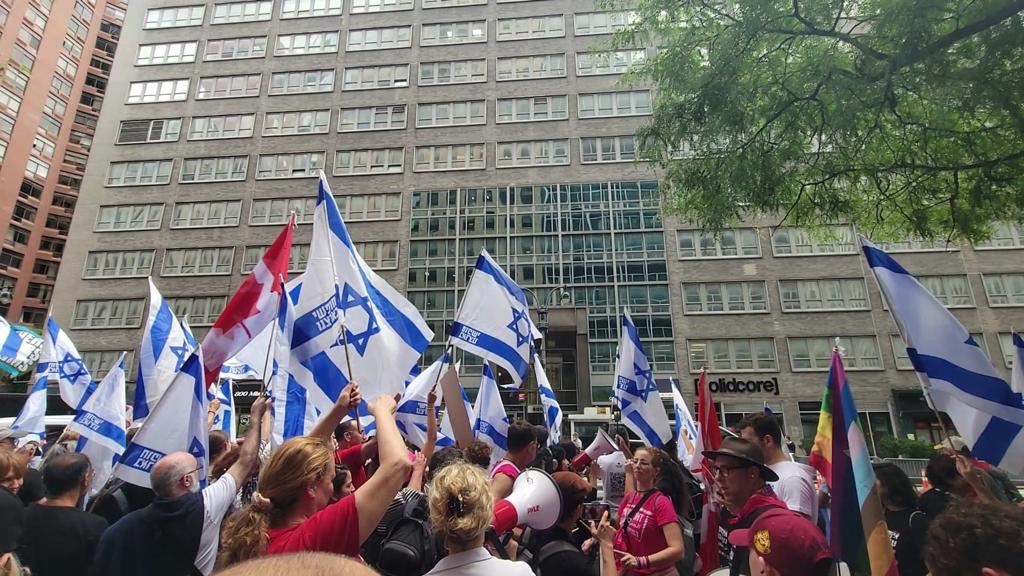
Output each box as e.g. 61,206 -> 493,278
202,215 -> 294,385
692,369 -> 724,576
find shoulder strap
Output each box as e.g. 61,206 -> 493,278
538,540 -> 580,564
112,488 -> 130,517
621,490 -> 659,540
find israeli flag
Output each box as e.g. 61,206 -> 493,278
613,310 -> 672,448
71,353 -> 127,498
1011,331 -> 1024,396
116,351 -> 210,488
670,377 -> 699,466
472,364 -> 509,465
270,281 -> 317,447
863,238 -> 1024,473
534,354 -> 563,447
0,316 -> 42,376
211,379 -> 237,439
11,365 -> 49,436
134,279 -> 196,420
42,316 -> 92,409
451,250 -> 540,388
220,323 -> 272,381
290,174 -> 433,412
396,355 -> 448,449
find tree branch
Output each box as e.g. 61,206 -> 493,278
894,0 -> 1024,71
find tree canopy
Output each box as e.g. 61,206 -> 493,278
612,0 -> 1024,241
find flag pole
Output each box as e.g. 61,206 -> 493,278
259,275 -> 285,398
429,250 -> 478,396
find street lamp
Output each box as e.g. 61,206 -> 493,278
521,285 -> 572,366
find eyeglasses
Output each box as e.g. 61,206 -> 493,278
181,466 -> 202,481
711,464 -> 750,478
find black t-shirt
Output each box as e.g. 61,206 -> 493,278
18,467 -> 45,505
884,508 -> 927,576
17,503 -> 109,576
534,526 -> 598,576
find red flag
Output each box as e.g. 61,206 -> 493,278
691,369 -> 724,576
201,216 -> 294,384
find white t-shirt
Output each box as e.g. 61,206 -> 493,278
597,451 -> 627,510
195,474 -> 238,575
768,460 -> 818,519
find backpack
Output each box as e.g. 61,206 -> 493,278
530,539 -> 580,575
373,496 -> 437,576
676,517 -> 697,576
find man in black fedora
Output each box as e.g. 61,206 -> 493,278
703,436 -> 790,576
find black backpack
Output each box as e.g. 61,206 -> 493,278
373,496 -> 437,576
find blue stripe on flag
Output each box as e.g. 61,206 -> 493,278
908,349 -> 1024,410
863,244 -> 912,275
450,321 -> 529,377
74,410 -> 128,448
283,374 -> 309,440
150,301 -> 176,360
300,350 -> 349,403
972,416 -> 1022,465
625,410 -> 665,446
473,253 -> 528,307
1,331 -> 21,359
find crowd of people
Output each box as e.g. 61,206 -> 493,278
1,383 -> 1023,576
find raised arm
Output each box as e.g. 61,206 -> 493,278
423,388 -> 438,464
309,382 -> 360,445
224,396 -> 267,487
354,394 -> 412,543
618,436 -> 636,494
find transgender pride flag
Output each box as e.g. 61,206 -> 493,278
808,350 -> 897,576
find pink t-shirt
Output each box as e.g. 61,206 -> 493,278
613,490 -> 678,575
490,460 -> 520,481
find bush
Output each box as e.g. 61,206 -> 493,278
876,435 -> 935,458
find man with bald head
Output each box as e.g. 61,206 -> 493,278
91,397 -> 268,576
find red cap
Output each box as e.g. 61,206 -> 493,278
727,509 -> 832,576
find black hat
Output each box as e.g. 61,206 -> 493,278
702,437 -> 779,482
0,486 -> 24,555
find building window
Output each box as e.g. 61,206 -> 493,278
249,198 -> 317,225
165,296 -> 227,326
338,193 -> 402,221
423,0 -> 485,6
4,67 -> 29,94
117,119 -> 182,144
256,152 -> 326,179
419,59 -> 485,85
580,136 -> 636,163
13,202 -> 37,224
197,74 -> 261,99
24,157 -> 50,180
179,156 -> 249,182
6,226 -> 30,247
33,135 -> 56,158
578,90 -> 651,118
136,41 -> 197,65
269,70 -> 334,95
82,351 -> 136,378
974,222 -> 1024,250
355,241 -> 399,269
25,283 -> 54,303
188,114 -> 256,140
72,299 -> 145,328
342,64 -> 410,90
211,0 -> 273,24
576,49 -> 646,76
204,36 -> 268,60
496,140 -> 570,168
688,338 -> 777,373
496,53 -> 566,81
918,275 -> 974,308
416,101 -> 485,127
51,75 -> 73,98
789,336 -> 882,371
263,110 -> 331,136
162,247 -> 235,276
106,160 -> 173,186
94,204 -> 164,231
413,144 -> 485,172
281,0 -> 343,18
779,278 -> 869,311
44,95 -> 66,118
982,273 -> 1024,306
83,250 -> 155,278
338,105 -> 406,132
55,54 -> 77,77
334,148 -> 404,176
276,31 -> 340,55
1,249 -> 25,270
874,237 -> 953,253
0,88 -> 21,115
998,333 -> 1018,368
771,225 -> 856,256
421,21 -> 487,45
242,244 -> 310,273
573,11 -> 635,35
496,15 -> 564,41
351,0 -> 413,12
496,96 -> 568,123
33,259 -> 59,278
126,79 -> 189,104
682,281 -> 769,314
171,200 -> 242,228
144,5 -> 205,29
347,26 -> 412,50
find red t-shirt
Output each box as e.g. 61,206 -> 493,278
613,490 -> 678,575
335,444 -> 369,489
266,492 -> 361,557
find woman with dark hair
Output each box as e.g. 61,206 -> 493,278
873,463 -> 925,576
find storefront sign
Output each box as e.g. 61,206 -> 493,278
694,376 -> 780,395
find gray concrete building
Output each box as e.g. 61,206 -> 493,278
51,0 -> 1024,449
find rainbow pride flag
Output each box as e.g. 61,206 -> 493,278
809,350 -> 897,576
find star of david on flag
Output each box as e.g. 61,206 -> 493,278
336,283 -> 381,356
71,353 -> 127,500
450,250 -> 541,388
613,310 -> 672,448
134,278 -> 197,421
38,316 -> 92,409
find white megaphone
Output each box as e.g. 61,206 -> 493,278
571,428 -> 618,471
491,469 -> 563,535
